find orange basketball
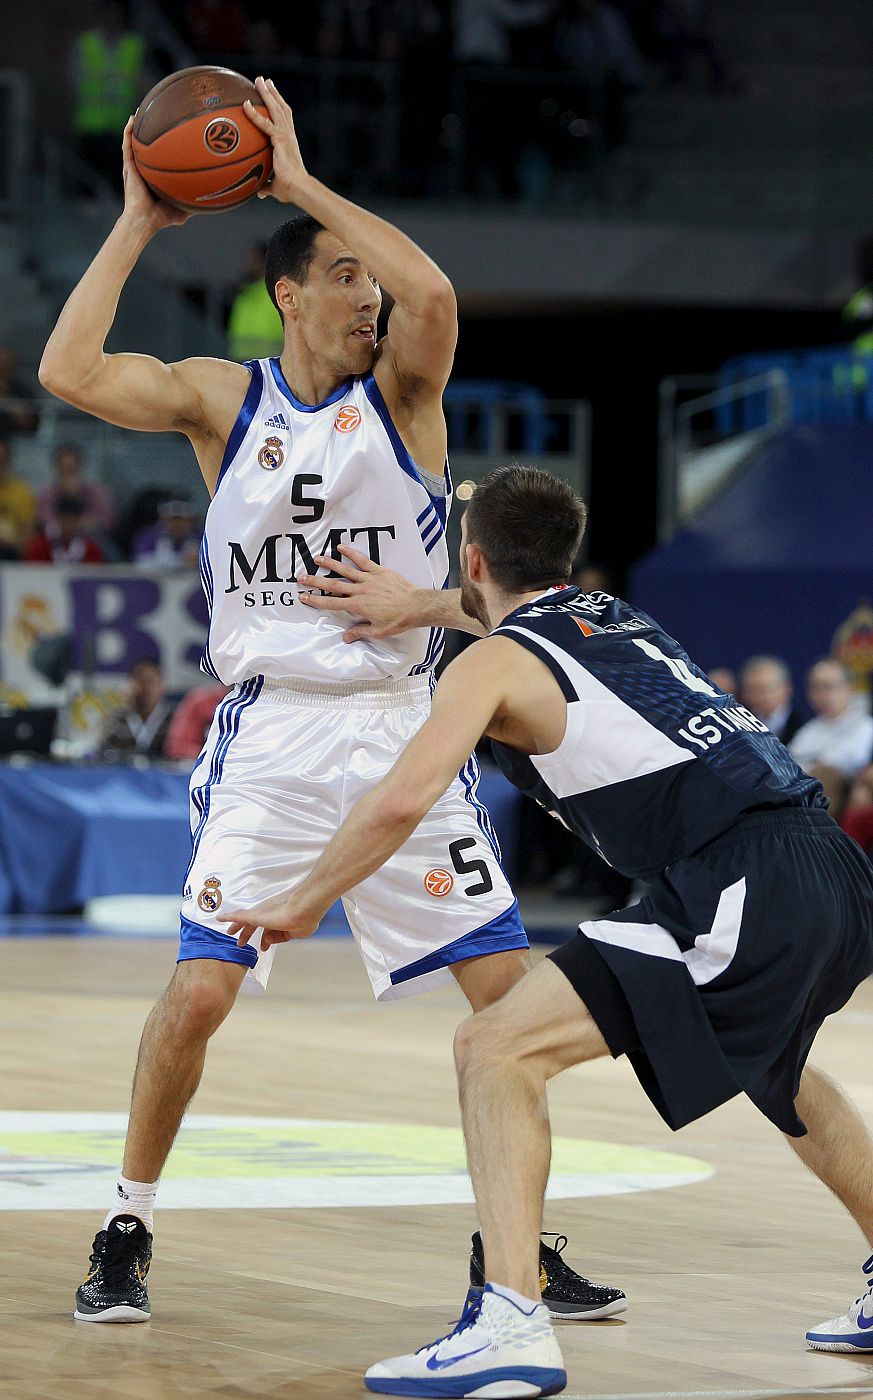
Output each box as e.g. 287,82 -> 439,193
131,66 -> 272,214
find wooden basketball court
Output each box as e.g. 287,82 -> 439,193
1,933 -> 873,1399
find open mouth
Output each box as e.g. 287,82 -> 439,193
351,323 -> 375,342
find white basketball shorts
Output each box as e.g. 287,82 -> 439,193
178,675 -> 527,999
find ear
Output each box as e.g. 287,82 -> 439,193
274,277 -> 298,322
466,542 -> 484,583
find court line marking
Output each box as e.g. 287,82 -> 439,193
559,1390 -> 873,1400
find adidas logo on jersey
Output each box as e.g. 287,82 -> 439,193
264,413 -> 289,430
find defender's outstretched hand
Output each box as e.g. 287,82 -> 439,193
219,889 -> 324,950
244,77 -> 309,203
298,545 -> 422,642
121,119 -> 189,232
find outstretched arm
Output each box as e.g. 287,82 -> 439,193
298,545 -> 487,640
245,77 -> 457,395
219,641 -> 508,946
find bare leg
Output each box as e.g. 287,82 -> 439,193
123,959 -> 246,1182
787,1063 -> 873,1247
453,959 -> 609,1298
451,948 -> 531,1012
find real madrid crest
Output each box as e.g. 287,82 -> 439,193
197,876 -> 223,913
258,435 -> 285,471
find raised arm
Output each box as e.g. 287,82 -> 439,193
219,640 -> 509,945
39,120 -> 248,491
244,78 -> 457,407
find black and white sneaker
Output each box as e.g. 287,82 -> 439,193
74,1214 -> 152,1323
470,1230 -> 627,1321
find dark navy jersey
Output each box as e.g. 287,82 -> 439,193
490,587 -> 825,880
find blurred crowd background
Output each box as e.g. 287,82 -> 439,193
1,0 -> 873,916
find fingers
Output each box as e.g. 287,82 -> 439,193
337,544 -> 377,570
254,76 -> 288,123
262,928 -> 293,950
306,554 -> 366,583
297,574 -> 357,596
243,98 -> 272,133
342,625 -> 373,643
299,592 -> 356,612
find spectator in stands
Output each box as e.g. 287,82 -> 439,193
70,1 -> 145,186
227,244 -> 284,362
840,236 -> 873,359
455,0 -> 554,64
557,0 -> 645,148
38,443 -> 116,539
184,0 -> 247,53
738,654 -> 805,744
314,0 -> 408,192
454,0 -> 555,197
841,762 -> 873,856
0,347 -> 39,436
708,666 -> 737,696
132,497 -> 200,568
164,683 -> 229,761
789,659 -> 873,814
0,437 -> 37,556
653,0 -> 730,91
24,495 -> 106,564
99,658 -> 174,760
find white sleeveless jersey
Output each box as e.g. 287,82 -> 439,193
199,357 -> 451,686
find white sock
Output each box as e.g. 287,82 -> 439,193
488,1281 -> 544,1313
104,1174 -> 158,1233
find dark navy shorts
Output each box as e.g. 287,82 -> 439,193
549,809 -> 873,1136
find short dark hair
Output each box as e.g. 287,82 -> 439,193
264,214 -> 326,313
464,465 -> 588,592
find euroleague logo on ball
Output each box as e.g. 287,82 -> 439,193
204,118 -> 240,155
424,868 -> 454,898
334,406 -> 362,434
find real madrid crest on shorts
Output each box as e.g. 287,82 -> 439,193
197,876 -> 223,913
257,435 -> 285,471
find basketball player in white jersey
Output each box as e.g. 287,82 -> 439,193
39,78 -> 624,1324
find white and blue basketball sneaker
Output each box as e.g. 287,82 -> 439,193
364,1283 -> 566,1397
807,1255 -> 873,1351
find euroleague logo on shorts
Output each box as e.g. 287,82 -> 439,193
334,406 -> 362,434
197,876 -> 222,913
424,868 -> 454,898
257,435 -> 285,470
204,118 -> 240,155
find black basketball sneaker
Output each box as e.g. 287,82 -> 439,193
470,1230 -> 627,1321
74,1214 -> 152,1323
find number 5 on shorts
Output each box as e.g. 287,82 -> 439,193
449,837 -> 494,897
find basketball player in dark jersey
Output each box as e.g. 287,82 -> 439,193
225,466 -> 873,1396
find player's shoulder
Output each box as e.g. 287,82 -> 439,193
446,633 -> 544,685
169,357 -> 254,440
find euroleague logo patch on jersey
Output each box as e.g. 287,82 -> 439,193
424,868 -> 454,898
197,876 -> 223,913
257,435 -> 285,471
334,406 -> 362,434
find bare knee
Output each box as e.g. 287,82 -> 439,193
159,961 -> 242,1043
454,1006 -> 538,1085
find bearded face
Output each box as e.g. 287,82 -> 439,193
460,548 -> 491,630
